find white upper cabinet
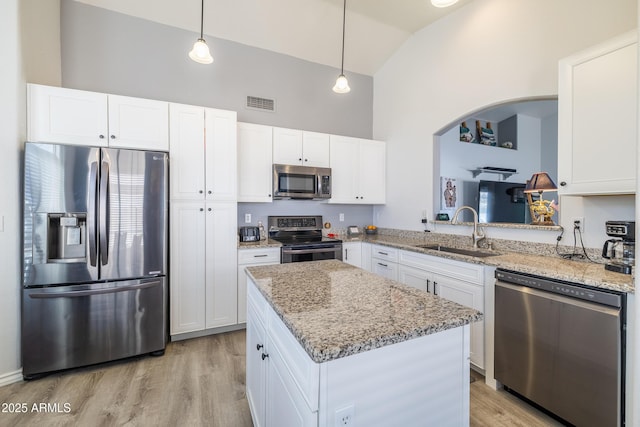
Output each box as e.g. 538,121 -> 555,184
107,95 -> 169,151
28,84 -> 108,146
169,103 -> 206,199
205,108 -> 238,201
558,31 -> 637,195
272,127 -> 330,167
238,122 -> 274,203
169,104 -> 237,201
27,84 -> 169,151
329,135 -> 386,204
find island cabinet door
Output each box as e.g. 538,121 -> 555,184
246,307 -> 267,427
266,342 -> 318,427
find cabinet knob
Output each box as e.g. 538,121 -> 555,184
261,353 -> 269,360
256,344 -> 263,351
208,207 -> 212,211
199,190 -> 204,194
560,181 -> 567,186
268,194 -> 272,197
200,208 -> 204,212
110,135 -> 116,139
304,158 -> 308,162
99,135 -> 105,139
298,158 -> 302,161
208,190 -> 212,194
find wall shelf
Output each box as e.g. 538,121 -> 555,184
469,167 -> 517,180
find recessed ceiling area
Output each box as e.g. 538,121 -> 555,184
73,0 -> 475,75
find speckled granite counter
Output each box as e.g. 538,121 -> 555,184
348,234 -> 634,294
246,260 -> 482,363
238,238 -> 282,249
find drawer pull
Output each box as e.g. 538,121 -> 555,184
378,262 -> 388,267
378,251 -> 388,256
254,254 -> 268,258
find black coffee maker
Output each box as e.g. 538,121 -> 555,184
602,220 -> 635,274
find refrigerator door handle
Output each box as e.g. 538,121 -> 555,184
88,161 -> 98,267
99,160 -> 110,266
27,280 -> 161,299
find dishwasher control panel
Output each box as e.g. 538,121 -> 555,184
495,269 -> 622,308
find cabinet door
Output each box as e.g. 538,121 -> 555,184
398,264 -> 431,292
27,84 -> 108,146
266,342 -> 318,427
205,108 -> 237,201
372,259 -> 398,281
358,139 -> 386,204
273,127 -> 303,165
434,275 -> 484,368
238,123 -> 274,202
237,248 -> 280,324
328,135 -> 359,203
302,131 -> 330,167
205,202 -> 238,329
342,242 -> 362,268
169,103 -> 205,200
361,242 -> 372,272
246,307 -> 267,427
107,95 -> 169,151
558,32 -> 637,195
170,201 -> 206,335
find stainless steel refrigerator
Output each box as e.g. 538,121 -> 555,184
22,142 -> 168,379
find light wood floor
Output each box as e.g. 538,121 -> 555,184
0,330 -> 562,427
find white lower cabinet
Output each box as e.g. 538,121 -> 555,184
397,248 -> 485,370
170,201 -> 238,336
238,247 -> 280,324
342,242 -> 362,268
370,244 -> 398,281
246,281 -> 318,427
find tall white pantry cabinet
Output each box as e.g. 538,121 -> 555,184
169,103 -> 239,337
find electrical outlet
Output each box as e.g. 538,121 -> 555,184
572,217 -> 584,232
335,405 -> 354,426
245,213 -> 252,223
339,213 -> 345,222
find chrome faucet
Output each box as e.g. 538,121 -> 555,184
451,206 -> 485,248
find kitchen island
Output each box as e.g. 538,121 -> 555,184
245,260 -> 482,427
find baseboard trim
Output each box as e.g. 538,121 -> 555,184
170,323 -> 246,342
0,369 -> 23,387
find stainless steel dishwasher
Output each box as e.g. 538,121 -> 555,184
495,269 -> 625,427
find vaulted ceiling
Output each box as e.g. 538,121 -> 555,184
74,0 -> 475,75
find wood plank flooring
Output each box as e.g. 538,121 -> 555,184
0,330 -> 562,427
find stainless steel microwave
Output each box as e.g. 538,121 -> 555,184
273,164 -> 331,199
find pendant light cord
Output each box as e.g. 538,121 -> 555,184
340,0 -> 346,74
199,0 -> 204,39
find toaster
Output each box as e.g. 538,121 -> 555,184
239,226 -> 260,242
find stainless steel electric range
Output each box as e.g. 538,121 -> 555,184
268,215 -> 343,263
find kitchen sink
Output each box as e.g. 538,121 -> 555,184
414,244 -> 500,258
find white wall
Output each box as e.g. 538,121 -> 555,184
0,0 -> 61,384
372,0 -> 637,248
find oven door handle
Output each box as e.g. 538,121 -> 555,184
282,247 -> 340,255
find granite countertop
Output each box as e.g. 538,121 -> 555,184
238,238 -> 282,249
359,234 -> 634,293
246,260 -> 482,363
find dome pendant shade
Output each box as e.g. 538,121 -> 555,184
189,38 -> 213,64
189,0 -> 213,65
431,0 -> 459,7
333,74 -> 351,93
333,0 -> 350,94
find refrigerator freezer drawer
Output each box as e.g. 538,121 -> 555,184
22,277 -> 166,378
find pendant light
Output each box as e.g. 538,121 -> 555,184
431,0 -> 459,7
189,0 -> 213,64
332,0 -> 350,94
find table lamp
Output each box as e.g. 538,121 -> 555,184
524,172 -> 558,225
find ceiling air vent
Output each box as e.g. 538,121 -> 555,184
246,96 -> 276,112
